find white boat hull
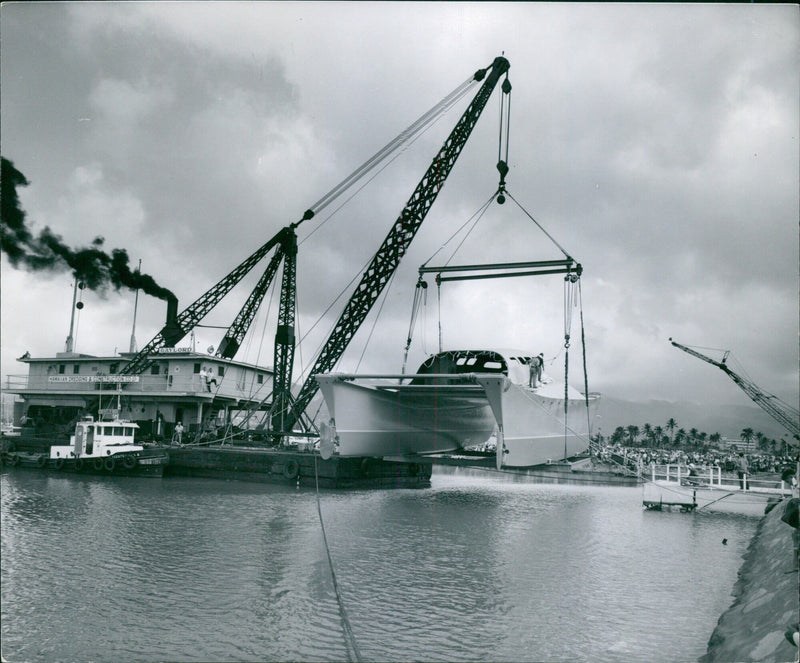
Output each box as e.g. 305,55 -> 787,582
316,379 -> 495,457
499,382 -> 596,467
316,373 -> 599,467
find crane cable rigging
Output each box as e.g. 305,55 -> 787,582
403,66 -> 592,457
242,67 -> 494,424
298,74 -> 479,246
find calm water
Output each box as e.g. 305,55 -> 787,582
1,466 -> 757,663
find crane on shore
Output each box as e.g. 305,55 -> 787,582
669,338 -> 800,440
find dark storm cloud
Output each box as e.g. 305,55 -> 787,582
2,2 -> 300,264
72,12 -> 299,253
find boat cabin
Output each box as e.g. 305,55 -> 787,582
50,416 -> 142,460
411,350 -> 542,386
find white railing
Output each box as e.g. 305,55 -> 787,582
649,463 -> 791,495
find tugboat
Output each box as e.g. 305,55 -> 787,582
3,415 -> 168,477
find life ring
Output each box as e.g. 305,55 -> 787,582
123,455 -> 137,470
283,460 -> 300,480
360,457 -> 372,477
74,458 -> 84,471
93,458 -> 105,471
36,455 -> 48,468
54,458 -> 65,470
408,462 -> 421,477
104,457 -> 116,472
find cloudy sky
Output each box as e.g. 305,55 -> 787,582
1,2 -> 797,415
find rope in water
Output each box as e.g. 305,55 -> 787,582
314,455 -> 363,663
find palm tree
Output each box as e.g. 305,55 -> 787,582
643,423 -> 653,447
666,418 -> 677,446
675,428 -> 687,447
741,427 -> 754,451
611,426 -> 626,445
709,432 -> 721,448
689,427 -> 699,448
626,425 -> 640,447
654,426 -> 664,449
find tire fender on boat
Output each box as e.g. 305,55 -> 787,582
104,457 -> 116,472
123,455 -> 137,469
283,460 -> 300,480
93,458 -> 104,471
360,457 -> 372,477
54,458 -> 65,470
74,458 -> 84,471
36,455 -> 48,468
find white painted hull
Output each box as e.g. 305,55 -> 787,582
316,374 -> 599,467
499,382 -> 597,467
316,380 -> 495,457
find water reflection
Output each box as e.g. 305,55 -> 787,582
1,468 -> 757,662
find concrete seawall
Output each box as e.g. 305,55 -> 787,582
700,499 -> 799,663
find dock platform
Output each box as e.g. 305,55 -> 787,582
163,445 -> 431,489
643,499 -> 697,512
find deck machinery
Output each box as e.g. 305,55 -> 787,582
120,56 -> 512,442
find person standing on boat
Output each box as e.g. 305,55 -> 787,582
736,453 -> 749,490
200,367 -> 217,392
173,421 -> 184,446
204,367 -> 218,391
529,353 -> 544,388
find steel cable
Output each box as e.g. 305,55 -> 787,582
314,455 -> 363,663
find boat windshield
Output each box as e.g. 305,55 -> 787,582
410,351 -> 507,385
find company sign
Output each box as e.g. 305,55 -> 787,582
49,375 -> 140,383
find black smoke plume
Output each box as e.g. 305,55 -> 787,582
1,157 -> 175,301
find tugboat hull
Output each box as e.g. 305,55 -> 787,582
2,450 -> 169,477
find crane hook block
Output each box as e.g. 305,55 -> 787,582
502,78 -> 512,94
497,160 -> 509,179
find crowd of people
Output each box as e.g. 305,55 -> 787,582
593,441 -> 796,478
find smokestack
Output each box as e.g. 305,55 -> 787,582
129,260 -> 141,353
160,295 -> 184,347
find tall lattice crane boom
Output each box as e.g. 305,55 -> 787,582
121,227 -> 293,376
284,55 -> 511,432
215,228 -> 296,359
670,338 -> 800,438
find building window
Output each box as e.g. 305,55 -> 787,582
110,364 -> 118,374
151,364 -> 160,375
257,374 -> 264,384
218,366 -> 224,377
73,364 -> 80,374
194,363 -> 201,374
59,364 -> 66,374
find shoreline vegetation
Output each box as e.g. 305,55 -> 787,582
589,418 -> 797,478
592,418 -> 793,456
